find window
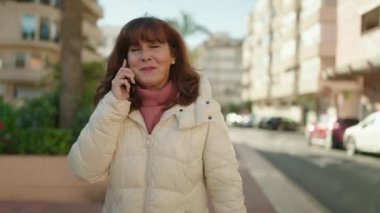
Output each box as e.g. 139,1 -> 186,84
40,0 -> 50,5
15,53 -> 26,68
300,57 -> 320,80
15,87 -> 43,99
282,12 -> 296,28
361,7 -> 380,33
51,0 -> 61,8
301,23 -> 321,48
29,53 -> 43,70
301,0 -> 322,19
50,21 -> 59,42
280,39 -> 296,60
39,17 -> 50,41
21,15 -> 37,40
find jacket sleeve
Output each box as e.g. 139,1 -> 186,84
67,92 -> 130,183
203,110 -> 247,213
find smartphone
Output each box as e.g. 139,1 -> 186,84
127,78 -> 136,100
125,59 -> 136,100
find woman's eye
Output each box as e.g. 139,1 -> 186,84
150,45 -> 160,48
129,48 -> 140,52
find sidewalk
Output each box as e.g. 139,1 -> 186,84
0,151 -> 275,213
0,201 -> 102,213
0,143 -> 327,213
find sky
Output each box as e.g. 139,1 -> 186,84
97,0 -> 256,47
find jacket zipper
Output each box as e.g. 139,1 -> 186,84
143,134 -> 152,213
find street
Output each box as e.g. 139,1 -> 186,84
231,127 -> 380,213
1,127 -> 379,213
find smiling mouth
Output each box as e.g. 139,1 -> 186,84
140,67 -> 156,72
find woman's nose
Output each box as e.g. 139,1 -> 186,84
141,49 -> 151,61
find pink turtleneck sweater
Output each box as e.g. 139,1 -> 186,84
136,81 -> 177,134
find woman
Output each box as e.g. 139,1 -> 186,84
68,16 -> 246,213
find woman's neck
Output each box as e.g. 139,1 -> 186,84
136,81 -> 177,134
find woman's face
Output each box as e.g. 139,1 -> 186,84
127,40 -> 174,90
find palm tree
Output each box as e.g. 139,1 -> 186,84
167,11 -> 210,38
59,1 -> 82,128
167,12 -> 210,63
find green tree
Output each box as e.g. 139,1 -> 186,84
167,12 -> 210,63
71,62 -> 105,139
167,11 -> 210,38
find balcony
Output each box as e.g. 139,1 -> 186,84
82,0 -> 103,18
0,40 -> 60,54
301,6 -> 336,30
282,0 -> 297,14
298,67 -> 320,95
251,87 -> 269,101
300,9 -> 320,30
82,20 -> 103,49
0,68 -> 51,85
300,44 -> 319,61
271,71 -> 295,98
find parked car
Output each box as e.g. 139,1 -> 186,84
226,113 -> 255,128
259,116 -> 298,131
306,116 -> 335,149
343,112 -> 380,156
257,117 -> 270,129
306,117 -> 359,149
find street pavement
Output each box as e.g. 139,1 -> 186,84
0,128 -> 326,213
0,149 -> 273,213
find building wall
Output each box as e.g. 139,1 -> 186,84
336,0 -> 380,67
98,25 -> 122,58
0,0 -> 103,104
195,33 -> 244,107
246,0 -> 271,102
298,0 -> 337,95
330,0 -> 380,118
243,0 -> 337,124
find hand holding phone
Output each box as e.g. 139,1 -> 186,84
111,58 -> 136,101
126,65 -> 136,100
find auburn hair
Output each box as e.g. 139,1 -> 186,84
94,16 -> 200,110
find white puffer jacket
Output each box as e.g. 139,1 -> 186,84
68,76 -> 246,213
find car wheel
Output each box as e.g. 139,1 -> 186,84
345,137 -> 356,156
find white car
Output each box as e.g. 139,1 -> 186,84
343,112 -> 380,156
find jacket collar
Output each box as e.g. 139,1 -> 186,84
172,75 -> 217,129
128,75 -> 219,130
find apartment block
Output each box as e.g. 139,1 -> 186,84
195,33 -> 244,108
0,0 -> 103,104
98,25 -> 122,58
324,0 -> 380,118
243,0 -> 338,123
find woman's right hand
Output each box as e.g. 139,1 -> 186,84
111,59 -> 136,101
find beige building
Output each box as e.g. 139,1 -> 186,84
195,33 -> 244,108
0,0 -> 103,104
243,0 -> 338,124
324,0 -> 380,119
98,25 -> 122,59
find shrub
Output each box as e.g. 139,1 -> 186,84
2,128 -> 72,155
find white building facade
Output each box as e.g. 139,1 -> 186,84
195,33 -> 244,109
